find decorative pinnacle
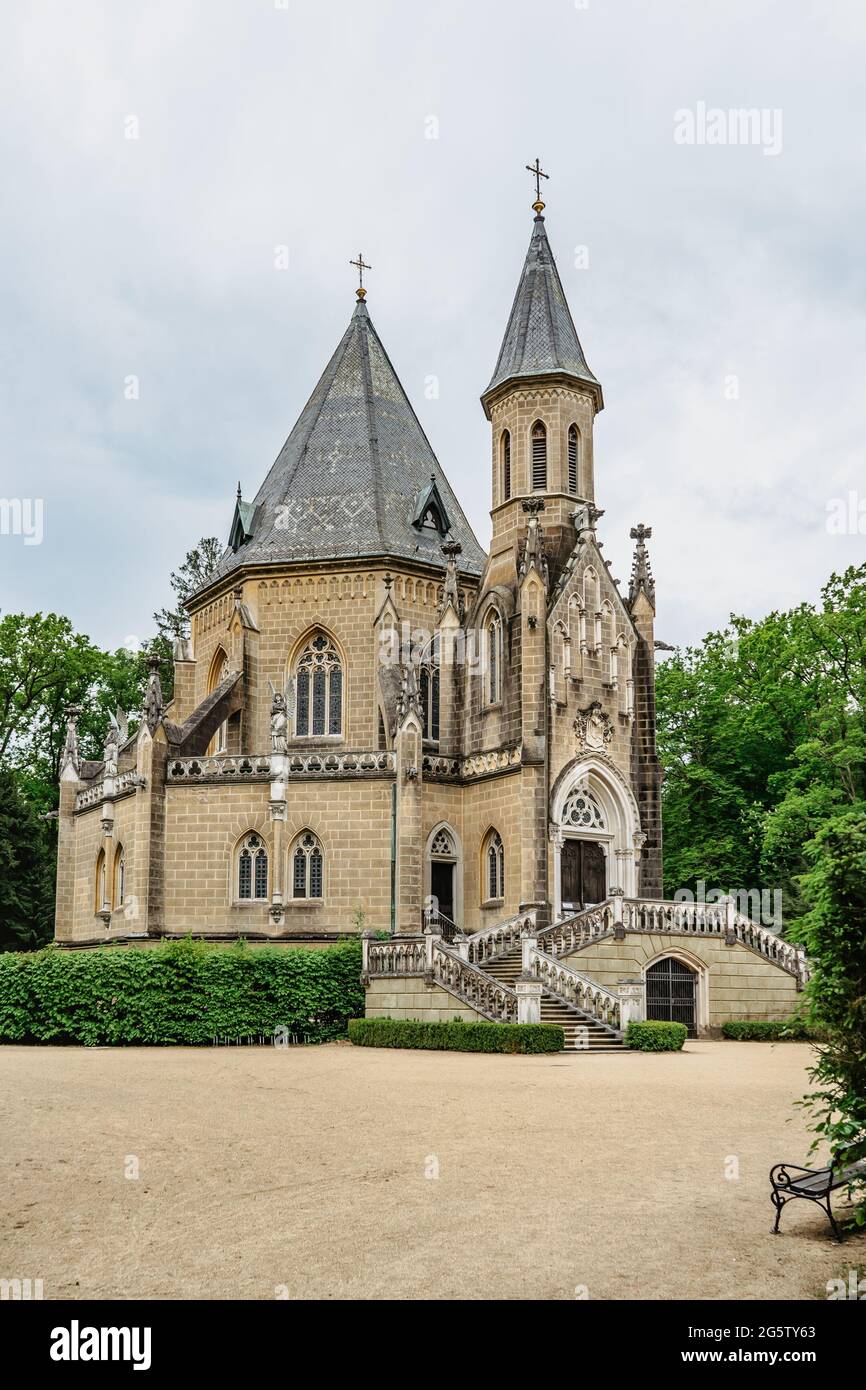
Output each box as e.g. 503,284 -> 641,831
349,252 -> 372,299
525,156 -> 549,214
629,522 -> 656,606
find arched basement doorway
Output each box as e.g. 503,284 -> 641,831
645,957 -> 698,1038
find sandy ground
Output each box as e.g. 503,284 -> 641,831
1,1040 -> 862,1301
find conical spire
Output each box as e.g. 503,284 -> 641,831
482,213 -> 602,415
199,295 -> 485,592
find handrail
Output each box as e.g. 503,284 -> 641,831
463,909 -> 537,965
535,901 -> 615,958
432,943 -> 518,1023
528,947 -> 622,1031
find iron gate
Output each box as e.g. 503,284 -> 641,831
645,958 -> 697,1037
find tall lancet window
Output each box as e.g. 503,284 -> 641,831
531,421 -> 547,491
568,425 -> 578,494
292,831 -> 324,900
486,612 -> 502,705
295,633 -> 343,738
501,430 -> 512,501
420,636 -> 440,743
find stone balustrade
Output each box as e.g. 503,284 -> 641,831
463,909 -> 537,965
167,750 -> 395,783
363,933 -> 518,1022
536,901 -> 615,957
528,946 -> 622,1029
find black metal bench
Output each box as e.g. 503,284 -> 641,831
770,1149 -> 866,1241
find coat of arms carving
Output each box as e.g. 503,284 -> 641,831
574,701 -> 614,751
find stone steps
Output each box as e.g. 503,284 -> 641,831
480,947 -> 626,1052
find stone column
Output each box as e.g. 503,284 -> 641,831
395,711 -> 423,934
269,751 -> 287,926
611,886 -> 625,940
618,977 -> 645,1029
516,977 -> 543,1025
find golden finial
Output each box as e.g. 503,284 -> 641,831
525,157 -> 549,213
349,252 -> 372,299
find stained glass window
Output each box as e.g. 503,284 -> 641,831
238,833 -> 268,900
295,634 -> 343,737
292,832 -> 324,900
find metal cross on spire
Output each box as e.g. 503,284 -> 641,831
525,157 -> 549,213
349,252 -> 372,300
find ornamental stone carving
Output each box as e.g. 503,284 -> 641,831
574,700 -> 614,751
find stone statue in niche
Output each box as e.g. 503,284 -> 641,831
267,681 -> 292,753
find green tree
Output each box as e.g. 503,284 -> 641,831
794,808 -> 866,1219
153,537 -> 221,641
0,766 -> 55,950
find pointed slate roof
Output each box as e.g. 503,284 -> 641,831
200,297 -> 485,592
482,214 -> 602,414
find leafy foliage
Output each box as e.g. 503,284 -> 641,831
625,1020 -> 687,1051
0,938 -> 364,1045
793,808 -> 866,1222
656,563 -> 866,931
0,768 -> 56,951
721,1018 -> 817,1041
153,537 -> 221,642
348,1017 -> 564,1053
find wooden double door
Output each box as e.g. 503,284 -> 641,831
561,839 -> 606,909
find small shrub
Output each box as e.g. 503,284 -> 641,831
348,1017 -> 563,1054
722,1018 -> 816,1041
625,1020 -> 687,1052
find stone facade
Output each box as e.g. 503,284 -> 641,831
52,199 -> 804,1034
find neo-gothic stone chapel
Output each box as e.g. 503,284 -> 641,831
55,178 -> 807,1045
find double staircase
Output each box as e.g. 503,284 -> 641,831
481,944 -> 625,1053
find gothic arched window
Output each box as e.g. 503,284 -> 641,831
531,421 -> 547,492
486,612 -> 502,705
237,832 -> 269,901
208,648 -> 229,755
484,830 -> 505,901
291,831 -> 324,900
95,849 -> 107,914
294,633 -> 343,738
114,844 -> 125,908
420,637 -> 440,743
501,430 -> 512,501
568,424 -> 579,495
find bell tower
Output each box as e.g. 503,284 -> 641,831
481,162 -> 603,582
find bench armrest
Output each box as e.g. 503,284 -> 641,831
770,1162 -> 832,1190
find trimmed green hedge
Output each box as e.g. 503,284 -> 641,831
722,1018 -> 816,1041
0,938 -> 363,1046
348,1017 -> 564,1054
625,1020 -> 688,1051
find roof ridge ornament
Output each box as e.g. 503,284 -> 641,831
525,156 -> 549,215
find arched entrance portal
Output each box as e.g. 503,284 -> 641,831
550,758 -> 644,917
645,957 -> 697,1037
425,824 -> 461,928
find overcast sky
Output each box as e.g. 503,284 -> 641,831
1,0 -> 864,652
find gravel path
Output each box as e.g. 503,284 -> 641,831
1,1040 -> 862,1300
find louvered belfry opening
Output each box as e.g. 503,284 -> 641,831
645,958 -> 697,1037
531,422 -> 547,491
568,424 -> 578,494
502,430 -> 511,500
